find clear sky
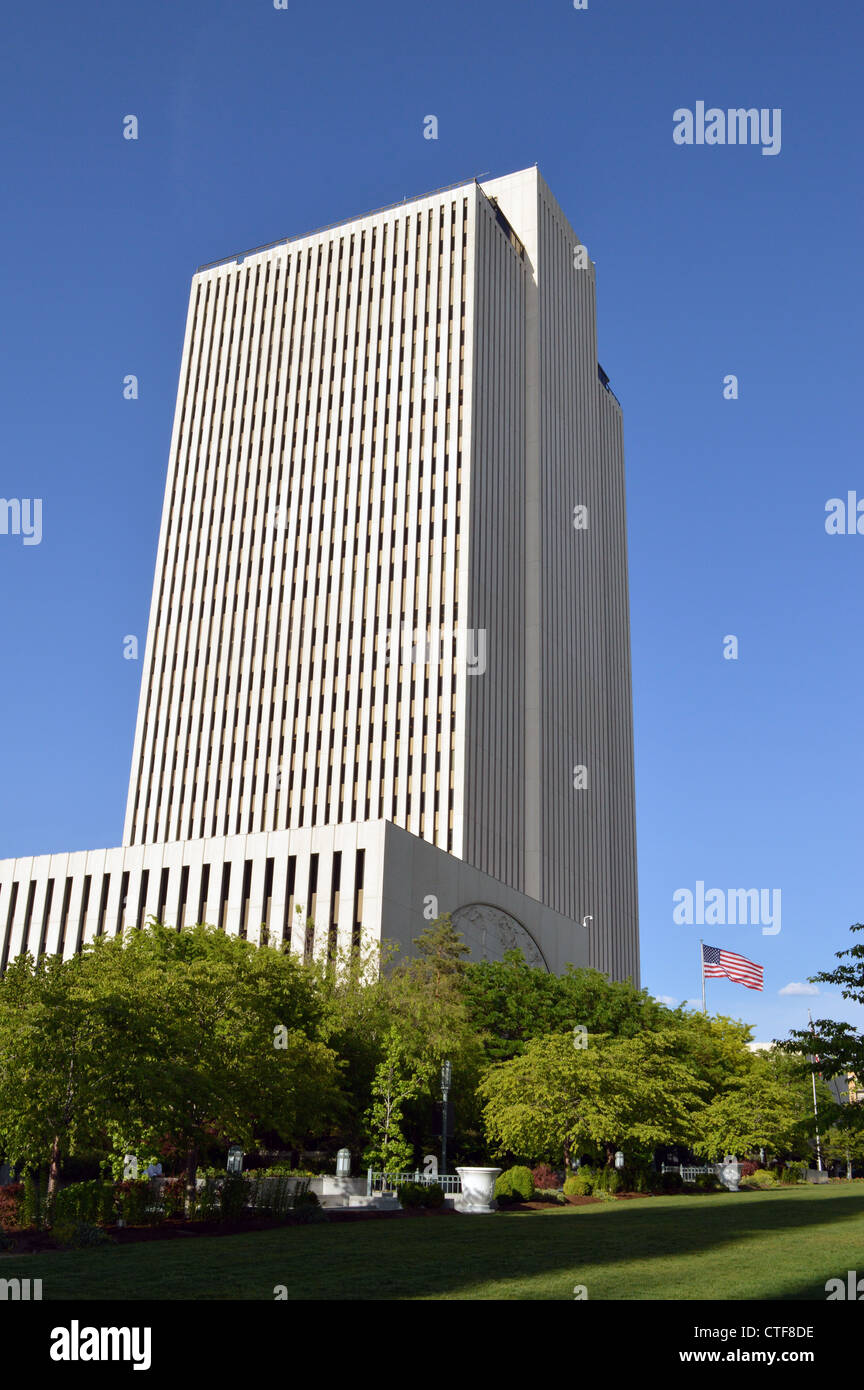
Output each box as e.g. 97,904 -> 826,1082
1,0 -> 861,1046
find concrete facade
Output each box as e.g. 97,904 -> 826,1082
0,821 -> 589,974
0,167 -> 637,982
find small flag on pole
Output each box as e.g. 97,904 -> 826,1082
701,943 -> 763,991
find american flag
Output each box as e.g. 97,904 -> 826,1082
702,943 -> 763,991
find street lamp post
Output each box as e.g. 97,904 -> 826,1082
441,1060 -> 452,1176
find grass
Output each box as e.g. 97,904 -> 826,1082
4,1186 -> 863,1301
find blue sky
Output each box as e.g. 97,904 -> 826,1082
1,0 -> 861,1044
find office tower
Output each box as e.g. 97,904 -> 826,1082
0,167 -> 638,983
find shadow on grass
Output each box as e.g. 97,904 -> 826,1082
13,1188 -> 864,1301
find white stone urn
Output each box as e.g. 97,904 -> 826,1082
717,1155 -> 740,1191
455,1166 -> 502,1213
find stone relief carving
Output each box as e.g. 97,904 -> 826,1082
451,903 -> 548,971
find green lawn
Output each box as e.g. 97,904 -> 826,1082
5,1186 -> 863,1300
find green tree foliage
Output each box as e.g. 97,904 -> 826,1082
308,938 -> 395,1153
819,1125 -> 864,1177
462,952 -> 666,1062
479,1031 -> 706,1168
312,918 -> 483,1163
362,1027 -> 424,1173
0,950 -> 151,1203
692,1049 -> 832,1162
2,915 -> 843,1189
775,922 -> 864,1146
0,923 -> 343,1210
659,1011 -> 755,1095
371,916 -> 486,1164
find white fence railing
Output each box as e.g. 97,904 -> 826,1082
661,1164 -> 716,1184
366,1169 -> 462,1196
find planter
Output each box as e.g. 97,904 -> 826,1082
454,1167 -> 501,1214
309,1176 -> 366,1199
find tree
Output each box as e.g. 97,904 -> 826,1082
386,916 -> 486,1162
660,1010 -> 755,1095
307,937 -> 398,1154
361,1027 -> 425,1173
0,949 -> 148,1204
0,922 -> 344,1214
479,1031 -> 706,1169
463,952 -> 668,1063
692,1050 -> 831,1162
819,1124 -> 864,1178
775,921 -> 864,1144
101,922 -> 343,1211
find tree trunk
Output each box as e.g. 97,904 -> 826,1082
46,1133 -> 62,1218
47,1049 -> 77,1220
185,1144 -> 199,1218
605,1143 -> 617,1167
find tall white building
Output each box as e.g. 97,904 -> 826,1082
0,167 -> 639,982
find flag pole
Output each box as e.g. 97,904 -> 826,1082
700,938 -> 706,1013
807,1008 -> 823,1172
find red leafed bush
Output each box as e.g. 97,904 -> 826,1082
738,1161 -> 758,1178
531,1164 -> 560,1190
162,1177 -> 186,1217
0,1183 -> 24,1231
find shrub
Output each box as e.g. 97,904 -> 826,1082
159,1177 -> 186,1218
494,1166 -> 535,1202
738,1160 -> 758,1178
292,1201 -> 328,1224
247,1173 -> 300,1219
19,1175 -> 48,1230
54,1180 -> 115,1228
494,1188 -> 518,1207
657,1171 -> 684,1194
779,1162 -> 808,1185
618,1163 -> 650,1193
396,1182 -> 444,1210
257,1165 -> 315,1179
115,1179 -> 160,1226
563,1172 -> 593,1196
694,1172 -> 721,1192
0,1183 -> 24,1232
52,1220 -> 114,1249
531,1163 -> 559,1191
744,1168 -> 779,1189
219,1174 -> 249,1222
195,1178 -> 222,1221
589,1167 -> 624,1195
397,1182 -> 423,1209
